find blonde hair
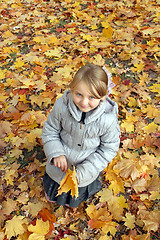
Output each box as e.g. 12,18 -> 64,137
69,64 -> 108,99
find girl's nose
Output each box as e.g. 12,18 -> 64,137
81,98 -> 88,105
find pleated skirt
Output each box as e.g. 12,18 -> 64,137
43,171 -> 102,207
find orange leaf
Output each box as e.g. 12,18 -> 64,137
57,166 -> 79,198
39,207 -> 56,224
39,207 -> 56,233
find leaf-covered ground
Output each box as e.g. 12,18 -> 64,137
0,0 -> 160,239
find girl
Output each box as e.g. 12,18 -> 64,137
41,64 -> 120,207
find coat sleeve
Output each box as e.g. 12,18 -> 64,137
76,116 -> 120,187
41,99 -> 65,162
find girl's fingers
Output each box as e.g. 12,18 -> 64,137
63,164 -> 67,173
61,162 -> 67,172
53,157 -> 67,172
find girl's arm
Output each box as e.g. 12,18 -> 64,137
41,98 -> 65,163
76,117 -> 120,187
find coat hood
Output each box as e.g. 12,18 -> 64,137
62,90 -> 118,124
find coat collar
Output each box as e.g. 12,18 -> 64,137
62,90 -> 118,124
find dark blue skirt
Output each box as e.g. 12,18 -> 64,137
43,171 -> 102,207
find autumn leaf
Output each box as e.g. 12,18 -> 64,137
114,155 -> 141,181
142,210 -> 160,232
121,120 -> 134,132
143,122 -> 158,133
5,215 -> 28,240
0,69 -> 6,80
131,178 -> 147,193
102,26 -> 113,39
44,48 -> 62,58
1,198 -> 17,215
22,202 -> 43,217
57,166 -> 79,198
39,207 -> 56,232
14,59 -> 25,69
123,212 -> 135,229
28,219 -> 50,240
108,179 -> 125,195
86,203 -> 117,236
149,83 -> 160,94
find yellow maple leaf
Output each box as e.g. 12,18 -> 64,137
27,129 -> 42,143
5,215 -> 28,240
86,203 -> 97,219
108,195 -> 127,221
19,78 -> 35,88
47,35 -> 58,44
101,20 -> 110,28
121,120 -> 134,132
133,61 -> 144,73
92,54 -> 105,65
0,69 -> 6,80
19,94 -> 30,104
44,48 -> 62,58
117,195 -> 128,209
102,26 -> 113,39
143,122 -> 158,133
142,105 -> 159,118
2,30 -> 14,39
30,95 -> 51,108
127,97 -> 137,107
56,65 -> 73,78
28,219 -> 50,239
102,220 -> 117,236
57,166 -> 79,198
97,188 -> 114,203
3,168 -> 16,185
90,24 -> 98,30
83,34 -> 93,41
108,179 -> 125,194
14,59 -> 25,68
149,83 -> 160,94
87,203 -> 117,235
149,191 -> 160,201
33,36 -> 46,43
123,212 -> 135,229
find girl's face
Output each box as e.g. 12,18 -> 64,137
71,81 -> 106,112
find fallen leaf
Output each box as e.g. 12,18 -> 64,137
5,216 -> 28,240
123,212 -> 135,229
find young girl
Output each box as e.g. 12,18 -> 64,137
41,64 -> 120,207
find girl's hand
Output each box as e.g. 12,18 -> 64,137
53,155 -> 68,173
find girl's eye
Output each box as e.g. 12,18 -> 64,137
89,96 -> 95,99
76,93 -> 82,97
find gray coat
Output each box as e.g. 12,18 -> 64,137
41,90 -> 120,187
